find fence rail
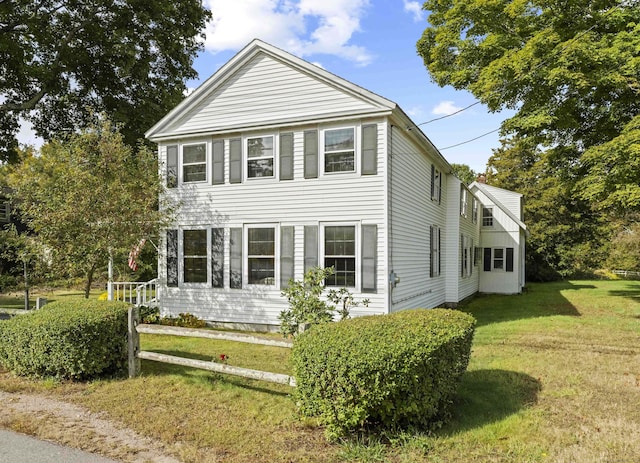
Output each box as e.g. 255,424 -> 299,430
127,307 -> 296,387
612,270 -> 640,278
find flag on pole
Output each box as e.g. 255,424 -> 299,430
128,238 -> 146,271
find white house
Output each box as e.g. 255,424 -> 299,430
145,39 -> 526,329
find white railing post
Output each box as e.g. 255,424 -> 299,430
107,254 -> 114,301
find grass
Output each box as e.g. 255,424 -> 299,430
0,280 -> 639,462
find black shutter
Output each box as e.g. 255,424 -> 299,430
361,124 -> 377,175
212,140 -> 224,185
484,248 -> 492,272
211,228 -> 224,287
230,227 -> 242,288
166,229 -> 178,287
304,130 -> 318,179
304,225 -> 318,273
229,138 -> 242,183
280,132 -> 294,180
361,225 -> 377,292
280,226 -> 295,288
166,145 -> 178,188
506,247 -> 514,272
429,225 -> 435,278
430,164 -> 435,200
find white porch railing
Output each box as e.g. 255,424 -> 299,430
108,279 -> 158,307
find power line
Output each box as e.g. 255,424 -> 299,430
440,128 -> 501,150
415,101 -> 482,127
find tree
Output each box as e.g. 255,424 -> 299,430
418,0 -> 640,277
450,163 -> 477,185
8,120 -> 176,297
0,0 -> 210,162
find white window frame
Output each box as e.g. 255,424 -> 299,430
244,224 -> 278,287
431,167 -> 442,203
430,225 -> 441,278
245,134 -> 276,180
461,235 -> 473,278
181,228 -> 209,285
482,206 -> 494,227
493,247 -> 505,271
321,222 -> 358,289
321,126 -> 357,175
181,141 -> 208,184
472,198 -> 479,224
460,187 -> 468,218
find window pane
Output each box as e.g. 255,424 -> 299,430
248,258 -> 275,284
247,136 -> 274,158
325,258 -> 356,287
184,230 -> 207,255
184,164 -> 206,182
248,228 -> 275,255
248,159 -> 274,178
325,128 -> 354,151
325,151 -> 355,173
183,144 -> 206,164
184,257 -> 207,283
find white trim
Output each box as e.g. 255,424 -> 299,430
320,222 -> 359,290
244,224 -> 279,288
244,133 -> 277,181
180,140 -> 209,185
180,227 -> 210,287
320,125 -> 358,176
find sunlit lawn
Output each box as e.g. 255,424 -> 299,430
1,280 -> 639,462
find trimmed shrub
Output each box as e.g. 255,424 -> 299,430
291,308 -> 476,439
0,300 -> 130,380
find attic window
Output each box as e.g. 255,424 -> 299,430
324,128 -> 355,173
482,207 -> 493,227
247,136 -> 274,178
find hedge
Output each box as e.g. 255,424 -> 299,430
0,300 -> 130,380
291,308 -> 476,439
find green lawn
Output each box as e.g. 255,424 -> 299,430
1,280 -> 639,462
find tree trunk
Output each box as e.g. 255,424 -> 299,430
84,262 -> 97,299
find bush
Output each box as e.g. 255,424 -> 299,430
160,312 -> 206,328
291,308 -> 476,439
0,300 -> 130,380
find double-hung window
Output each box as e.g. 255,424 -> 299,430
482,206 -> 493,227
324,128 -> 355,173
182,143 -> 207,183
247,227 -> 276,285
324,225 -> 356,287
431,165 -> 442,203
430,225 -> 441,277
483,247 -> 514,272
247,136 -> 274,178
460,187 -> 468,217
472,198 -> 479,224
461,235 -> 473,278
183,230 -> 207,283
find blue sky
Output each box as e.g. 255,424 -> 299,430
17,0 -> 511,173
189,0 -> 514,173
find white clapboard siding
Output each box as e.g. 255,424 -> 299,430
479,183 -> 523,221
166,53 -> 385,136
388,125 -> 448,311
158,120 -> 388,326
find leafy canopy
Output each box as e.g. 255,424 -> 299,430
8,119 -> 177,296
0,0 -> 211,162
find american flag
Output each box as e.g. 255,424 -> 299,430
128,239 -> 146,271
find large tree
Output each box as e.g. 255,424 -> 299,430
8,120 -> 176,297
0,0 -> 210,162
418,0 -> 640,276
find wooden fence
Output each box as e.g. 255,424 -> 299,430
127,307 -> 296,387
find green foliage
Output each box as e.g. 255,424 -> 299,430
450,163 -> 477,185
0,0 -> 211,162
0,300 -> 130,379
160,312 -> 206,328
7,120 -> 177,297
291,309 -> 476,440
604,222 -> 640,272
279,267 -> 369,337
139,305 -> 161,324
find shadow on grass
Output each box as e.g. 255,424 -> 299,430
439,368 -> 541,436
607,284 -> 640,303
461,281 -> 592,327
139,351 -> 291,397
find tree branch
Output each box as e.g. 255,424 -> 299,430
0,88 -> 48,113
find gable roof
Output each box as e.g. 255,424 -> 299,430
146,39 -> 397,141
470,182 -> 528,233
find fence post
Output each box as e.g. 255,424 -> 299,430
128,306 -> 140,378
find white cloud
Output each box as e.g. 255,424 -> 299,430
405,105 -> 425,119
432,101 -> 463,116
17,117 -> 44,149
402,0 -> 424,22
202,0 -> 373,66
